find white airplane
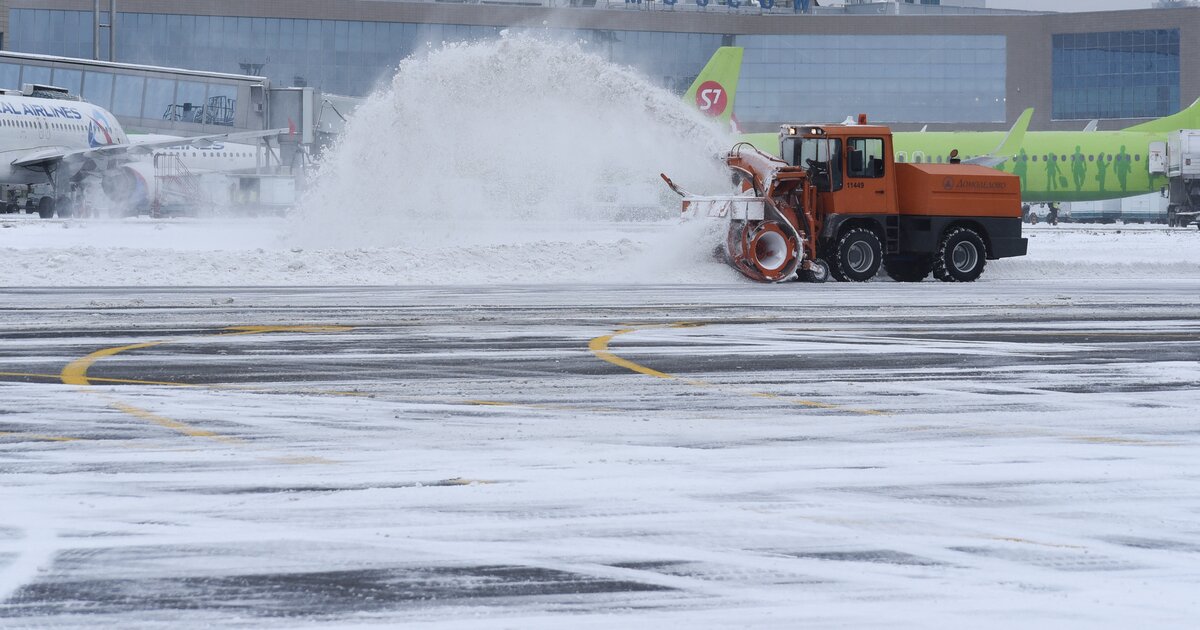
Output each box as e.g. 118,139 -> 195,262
109,135 -> 273,215
0,84 -> 283,217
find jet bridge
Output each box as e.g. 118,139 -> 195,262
0,51 -> 344,214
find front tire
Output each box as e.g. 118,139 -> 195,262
800,258 -> 830,283
830,227 -> 882,282
933,227 -> 987,282
883,254 -> 932,282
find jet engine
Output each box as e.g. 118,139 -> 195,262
100,162 -> 155,216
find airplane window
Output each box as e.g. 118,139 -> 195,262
1061,155 -> 1066,162
1135,155 -> 1141,161
1089,155 -> 1094,162
1032,155 -> 1038,162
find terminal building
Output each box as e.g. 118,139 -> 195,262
0,0 -> 1196,133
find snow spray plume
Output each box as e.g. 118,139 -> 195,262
289,34 -> 733,249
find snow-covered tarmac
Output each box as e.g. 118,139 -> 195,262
2,219 -> 1200,627
4,215 -> 1200,285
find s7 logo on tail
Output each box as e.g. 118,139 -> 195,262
695,81 -> 728,117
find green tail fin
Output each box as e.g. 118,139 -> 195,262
684,47 -> 743,127
1123,97 -> 1200,132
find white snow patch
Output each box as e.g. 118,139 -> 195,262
4,218 -> 1200,286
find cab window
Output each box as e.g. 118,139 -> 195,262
799,138 -> 842,192
847,137 -> 885,178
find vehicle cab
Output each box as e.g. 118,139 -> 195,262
778,118 -> 898,219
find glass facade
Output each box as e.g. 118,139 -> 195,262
1052,29 -> 1180,120
8,10 -> 721,100
8,9 -> 1013,125
736,35 -> 1006,123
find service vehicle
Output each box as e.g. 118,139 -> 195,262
663,117 -> 1028,283
1161,129 -> 1200,228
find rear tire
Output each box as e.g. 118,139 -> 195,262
830,227 -> 882,282
933,227 -> 987,282
55,196 -> 73,218
883,254 -> 932,282
36,196 -> 54,219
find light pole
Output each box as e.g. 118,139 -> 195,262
93,0 -> 117,61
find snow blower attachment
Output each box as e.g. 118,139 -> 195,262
663,120 -> 1028,283
662,143 -> 826,283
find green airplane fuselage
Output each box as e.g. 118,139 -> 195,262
683,46 -> 1190,204
737,129 -> 1166,203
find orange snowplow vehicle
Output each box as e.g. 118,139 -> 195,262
663,119 -> 1027,283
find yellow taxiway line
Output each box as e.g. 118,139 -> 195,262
0,431 -> 79,443
57,325 -> 357,444
589,322 -> 887,416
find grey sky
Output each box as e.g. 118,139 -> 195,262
986,0 -> 1157,10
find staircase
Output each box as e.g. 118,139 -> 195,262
151,153 -> 213,217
